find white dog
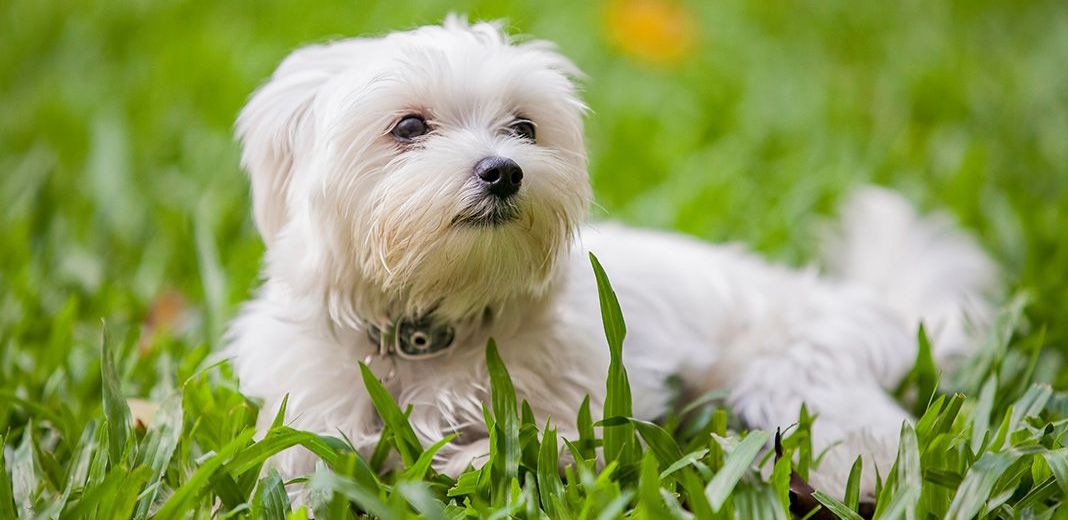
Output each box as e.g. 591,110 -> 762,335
228,17 -> 997,498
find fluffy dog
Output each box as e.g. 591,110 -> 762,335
227,16 -> 997,498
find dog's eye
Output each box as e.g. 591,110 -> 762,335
391,115 -> 429,142
510,120 -> 536,142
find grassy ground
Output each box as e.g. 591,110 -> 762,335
2,0 -> 1067,517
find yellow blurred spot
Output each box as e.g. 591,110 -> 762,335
138,290 -> 189,356
605,0 -> 697,65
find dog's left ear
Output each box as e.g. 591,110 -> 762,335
236,40 -> 363,245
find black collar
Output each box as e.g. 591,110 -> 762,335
365,313 -> 455,360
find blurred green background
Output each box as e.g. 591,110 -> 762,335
2,0 -> 1067,425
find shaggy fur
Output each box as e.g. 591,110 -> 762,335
227,16 -> 998,499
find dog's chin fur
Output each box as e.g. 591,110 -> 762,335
228,16 -> 1000,502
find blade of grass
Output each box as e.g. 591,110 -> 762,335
400,434 -> 455,481
359,362 -> 422,466
194,201 -> 228,342
971,375 -> 997,451
931,394 -> 965,439
576,395 -> 596,460
903,324 -> 939,417
486,340 -> 520,482
627,418 -> 683,470
770,451 -> 792,512
636,452 -> 671,518
0,434 -> 15,519
680,467 -> 714,518
271,394 -> 290,430
102,465 -> 154,519
396,481 -> 448,520
133,392 -> 183,519
593,490 -> 633,520
659,449 -> 709,481
211,471 -> 249,511
945,451 -> 1017,520
307,465 -> 392,519
519,400 -> 540,471
251,469 -> 291,520
893,422 -> 922,520
872,488 -> 920,520
736,483 -> 788,520
589,253 -> 637,468
589,253 -> 626,353
154,428 -> 256,520
64,464 -> 125,518
55,423 -> 99,517
1041,448 -> 1068,495
1010,384 -> 1052,432
11,421 -> 43,515
705,430 -> 770,511
224,427 -> 344,476
537,425 -> 570,520
100,323 -> 131,464
844,456 -> 863,511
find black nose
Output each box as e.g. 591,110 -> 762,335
473,156 -> 523,198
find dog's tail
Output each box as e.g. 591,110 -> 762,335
821,186 -> 999,363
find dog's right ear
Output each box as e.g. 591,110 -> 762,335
236,40 -> 361,245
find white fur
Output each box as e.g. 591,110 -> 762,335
227,17 -> 998,500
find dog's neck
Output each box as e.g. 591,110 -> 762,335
268,269 -> 559,357
346,280 -> 556,349
265,234 -> 567,354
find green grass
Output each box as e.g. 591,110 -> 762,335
2,0 -> 1067,517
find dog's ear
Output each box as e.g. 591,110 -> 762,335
236,40 -> 362,245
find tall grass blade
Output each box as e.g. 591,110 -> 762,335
100,324 -> 131,465
359,362 -> 423,466
486,340 -> 520,482
537,425 -> 570,520
844,456 -> 862,511
589,253 -> 637,467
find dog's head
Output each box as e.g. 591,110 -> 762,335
238,17 -> 590,323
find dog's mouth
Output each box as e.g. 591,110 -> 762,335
452,199 -> 521,227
